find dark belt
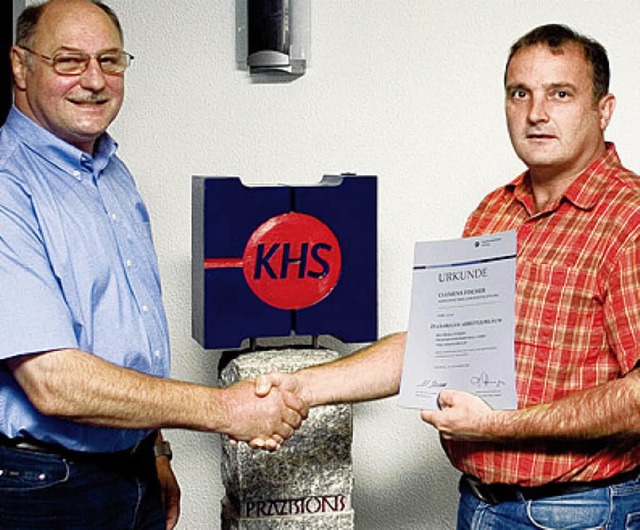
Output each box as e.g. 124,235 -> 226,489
0,432 -> 156,467
461,469 -> 640,505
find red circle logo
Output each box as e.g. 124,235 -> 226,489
242,212 -> 342,309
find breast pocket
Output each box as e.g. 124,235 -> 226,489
517,260 -> 604,356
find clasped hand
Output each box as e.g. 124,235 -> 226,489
224,374 -> 308,450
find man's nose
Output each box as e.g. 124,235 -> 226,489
527,95 -> 549,124
79,57 -> 107,90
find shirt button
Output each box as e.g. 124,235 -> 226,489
154,350 -> 161,358
72,170 -> 80,178
142,305 -> 149,313
111,213 -> 118,221
125,259 -> 133,268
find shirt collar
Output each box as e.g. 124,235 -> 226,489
506,143 -> 622,214
4,106 -> 118,181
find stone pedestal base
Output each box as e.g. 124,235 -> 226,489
219,349 -> 354,530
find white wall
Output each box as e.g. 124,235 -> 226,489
17,1 -> 640,528
13,0 -> 26,41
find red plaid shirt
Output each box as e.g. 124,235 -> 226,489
443,143 -> 640,486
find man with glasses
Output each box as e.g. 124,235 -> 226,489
0,1 -> 307,529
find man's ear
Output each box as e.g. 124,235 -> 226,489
11,46 -> 28,91
598,93 -> 616,131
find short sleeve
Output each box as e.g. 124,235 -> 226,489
0,174 -> 78,358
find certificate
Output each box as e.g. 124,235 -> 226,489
398,231 -> 518,410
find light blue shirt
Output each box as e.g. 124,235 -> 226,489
0,107 -> 170,452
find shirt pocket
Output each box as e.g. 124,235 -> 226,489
516,260 -> 605,362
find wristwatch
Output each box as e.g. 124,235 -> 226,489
154,440 -> 173,461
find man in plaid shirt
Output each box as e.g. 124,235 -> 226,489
256,23 -> 640,529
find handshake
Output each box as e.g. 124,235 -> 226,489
214,328 -> 499,449
215,333 -> 406,449
221,371 -> 312,451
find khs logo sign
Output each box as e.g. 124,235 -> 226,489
193,174 -> 377,350
206,212 -> 342,310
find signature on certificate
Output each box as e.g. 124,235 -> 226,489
470,371 -> 506,388
418,379 -> 448,389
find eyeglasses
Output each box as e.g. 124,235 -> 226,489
19,46 -> 134,76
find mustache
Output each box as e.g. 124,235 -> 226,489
68,94 -> 110,104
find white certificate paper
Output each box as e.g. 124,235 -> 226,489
398,231 -> 518,410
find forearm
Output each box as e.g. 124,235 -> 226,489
8,348 -> 233,434
485,369 -> 640,441
296,332 -> 406,407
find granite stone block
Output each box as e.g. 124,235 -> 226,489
219,349 -> 354,529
